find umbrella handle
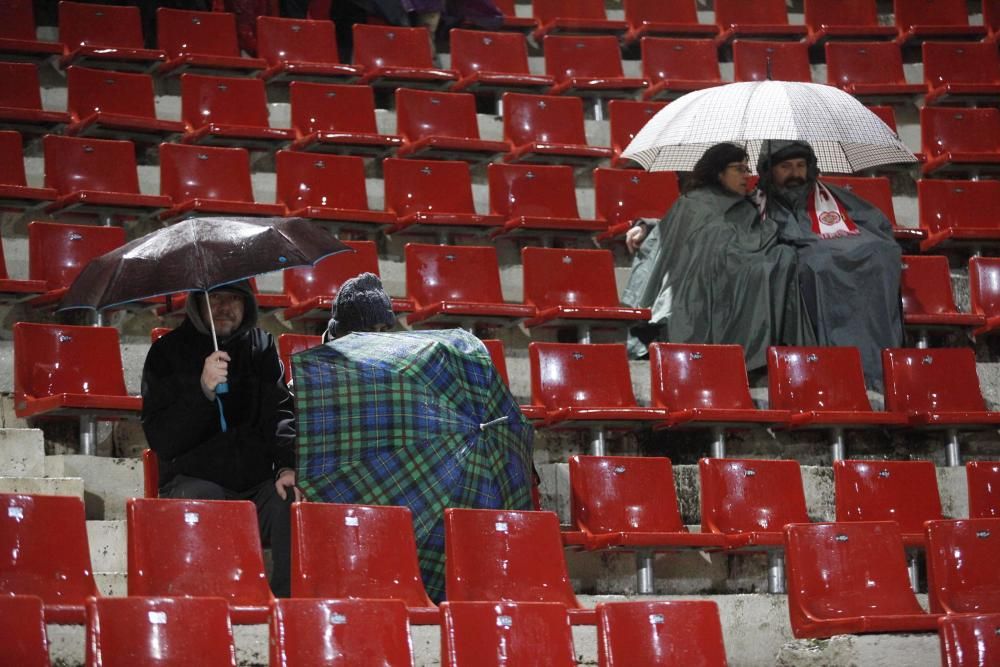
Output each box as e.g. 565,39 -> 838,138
215,382 -> 229,395
203,291 -> 230,405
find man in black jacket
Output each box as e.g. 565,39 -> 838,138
141,280 -> 299,597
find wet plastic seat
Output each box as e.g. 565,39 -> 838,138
482,339 -> 547,422
57,1 -> 166,72
803,0 -> 897,47
501,92 -> 612,168
894,0 -> 988,49
271,598 -> 414,666
256,16 -> 363,85
923,41 -> 1000,107
491,0 -> 536,32
594,167 -> 676,242
966,460 -> 1000,519
441,601 -> 575,667
488,162 -> 606,241
288,82 -> 403,158
938,612 -> 1000,667
449,29 -> 553,99
158,143 -> 285,223
868,104 -> 900,133
353,24 -> 458,91
156,7 -> 266,77
404,243 -> 534,328
607,100 -> 667,168
820,174 -> 923,244
443,508 -> 595,624
290,502 -> 438,624
23,221 -> 125,308
640,38 -> 724,102
0,130 -> 56,212
86,596 -> 236,666
276,333 -> 321,384
0,0 -> 63,64
126,497 -> 274,623
713,0 -> 807,47
921,107 -> 1000,178
179,74 -> 294,151
784,521 -> 943,638
596,600 -> 728,666
900,255 -> 986,343
925,518 -> 1000,614
544,35 -> 649,103
0,232 -> 44,304
394,88 -> 510,163
274,150 -> 396,236
622,0 -> 718,45
0,62 -> 71,135
65,66 -> 184,144
42,135 -> 170,222
988,0 -> 1000,40
0,595 -> 50,667
530,0 -> 627,42
918,179 -> 1000,253
825,41 -> 926,102
733,40 -> 812,82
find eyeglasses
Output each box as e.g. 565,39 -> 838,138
726,164 -> 752,174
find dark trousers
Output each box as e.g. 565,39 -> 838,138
160,475 -> 293,597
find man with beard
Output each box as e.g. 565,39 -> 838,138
756,140 -> 903,389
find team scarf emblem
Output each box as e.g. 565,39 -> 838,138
807,182 -> 860,239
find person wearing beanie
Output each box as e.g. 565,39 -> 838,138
323,272 -> 396,342
140,280 -> 299,597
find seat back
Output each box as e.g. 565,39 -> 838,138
533,0 -> 610,22
275,151 -> 371,212
159,143 -> 256,203
826,41 -> 909,87
256,16 -> 340,66
0,595 -> 49,667
0,0 -> 38,40
501,92 -> 589,147
289,82 -> 380,135
352,23 -> 435,70
396,88 -> 483,141
623,0 -> 701,27
488,162 -> 581,219
13,323 -> 130,403
0,494 -> 99,622
926,518 -> 1000,614
0,130 -> 28,186
971,257 -> 1000,320
404,243 -> 506,306
157,7 -> 242,59
544,35 -> 627,80
86,596 -> 236,667
66,66 -> 159,123
277,333 -> 321,384
58,1 -> 145,51
594,167 -> 677,228
441,601 -> 575,667
522,247 -> 622,310
918,179 -> 1000,234
833,459 -> 943,533
804,0 -> 880,30
271,598 -> 413,667
894,0 -> 972,31
27,221 -> 125,290
384,158 -> 477,217
900,254 -> 961,316
867,104 -> 898,132
988,0 -> 1000,34
482,339 -> 509,385
882,347 -> 990,413
966,460 -> 1000,519
699,458 -> 809,535
597,600 -> 727,666
0,62 -> 43,110
640,37 -> 721,84
142,448 -> 159,498
284,239 -> 382,305
939,612 -> 1000,667
126,498 -> 274,608
444,508 -> 581,607
733,40 -> 811,82
43,135 -> 141,195
767,346 -> 875,412
649,342 -> 757,411
180,73 -> 271,130
821,175 -> 897,225
449,29 -> 532,77
570,455 -> 685,533
608,100 -> 667,162
715,0 -> 790,27
921,107 -> 1000,159
291,503 -> 433,605
529,342 -> 639,410
924,41 -> 1000,87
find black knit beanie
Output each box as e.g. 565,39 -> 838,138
328,272 -> 395,339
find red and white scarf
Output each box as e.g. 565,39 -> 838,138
807,182 -> 860,239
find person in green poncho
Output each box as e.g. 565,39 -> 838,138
622,142 -> 816,372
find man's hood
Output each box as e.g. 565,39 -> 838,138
756,140 -> 820,196
184,279 -> 259,343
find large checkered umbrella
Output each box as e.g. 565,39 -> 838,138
623,80 -> 917,174
292,328 -> 534,602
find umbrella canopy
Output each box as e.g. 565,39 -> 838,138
622,80 -> 917,174
293,329 -> 534,602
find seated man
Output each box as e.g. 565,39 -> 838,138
141,280 -> 300,597
756,140 -> 903,389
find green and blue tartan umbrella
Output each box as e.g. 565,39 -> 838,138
293,328 -> 534,602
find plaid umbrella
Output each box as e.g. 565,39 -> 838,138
623,80 -> 917,174
293,328 -> 533,602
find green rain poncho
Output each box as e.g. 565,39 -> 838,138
622,184 -> 815,371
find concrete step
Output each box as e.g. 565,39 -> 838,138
87,520 -> 125,573
0,476 -> 84,497
0,428 -> 45,476
45,455 -> 143,520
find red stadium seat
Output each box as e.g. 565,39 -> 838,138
0,232 -> 44,304
714,0 -> 807,47
441,601 -> 575,667
57,1 -> 165,72
640,38 -> 723,102
596,600 -> 728,666
649,343 -> 790,458
867,105 -> 900,133
42,135 -> 170,222
179,74 -> 294,151
288,82 -> 402,158
404,243 -> 534,329
918,179 -> 1000,254
894,0 -> 987,49
0,595 -> 50,667
271,599 -> 414,666
444,508 -> 595,623
820,175 -> 922,244
501,92 -> 612,168
353,24 -> 457,91
274,151 -> 395,237
733,40 -> 812,82
449,29 -> 553,100
127,498 -> 273,623
482,339 -> 547,423
0,0 -> 63,64
23,221 -> 125,309
988,0 -> 1000,40
395,88 -> 510,163
900,255 -> 986,344
939,612 -> 1000,667
530,0 -> 627,42
0,494 -> 100,624
65,66 -> 184,144
0,62 -> 70,135
923,41 -> 1000,107
544,35 -> 649,108
825,41 -> 926,102
607,100 -> 667,169
290,503 -> 438,624
256,16 -> 362,85
277,333 -> 321,384
158,143 -> 285,223
784,521 -> 942,638
491,0 -> 536,32
0,130 -> 56,212
622,0 -> 718,45
86,597 -> 236,666
926,518 -> 1000,614
803,0 -> 897,47
594,167 -> 676,241
921,107 -> 1000,179
142,448 -> 159,498
156,7 -> 266,77
966,460 -> 1000,519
